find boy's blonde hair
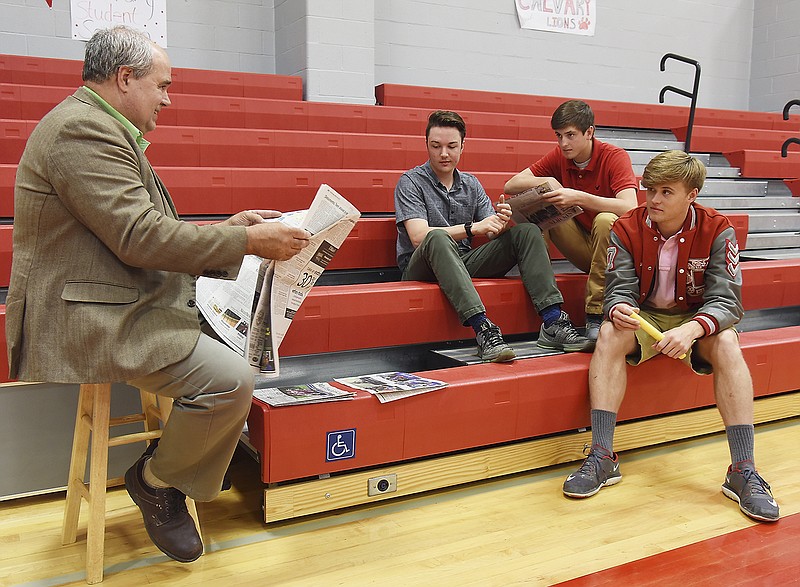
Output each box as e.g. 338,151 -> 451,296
641,150 -> 706,192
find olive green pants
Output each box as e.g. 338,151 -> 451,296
402,223 -> 564,324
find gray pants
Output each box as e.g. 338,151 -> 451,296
127,329 -> 254,502
402,224 -> 564,324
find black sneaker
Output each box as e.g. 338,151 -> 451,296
563,444 -> 622,498
722,462 -> 780,522
475,319 -> 516,363
125,455 -> 204,562
538,310 -> 592,352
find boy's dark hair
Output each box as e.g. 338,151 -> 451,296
551,100 -> 595,133
426,110 -> 466,141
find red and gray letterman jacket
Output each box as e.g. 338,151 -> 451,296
605,203 -> 742,337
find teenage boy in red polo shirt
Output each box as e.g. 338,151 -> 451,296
505,100 -> 638,346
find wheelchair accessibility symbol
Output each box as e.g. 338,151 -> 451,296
326,429 -> 356,462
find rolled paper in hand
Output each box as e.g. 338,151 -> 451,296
630,311 -> 687,360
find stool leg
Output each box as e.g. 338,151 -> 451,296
86,384 -> 111,584
62,384 -> 94,545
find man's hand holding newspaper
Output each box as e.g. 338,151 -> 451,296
504,177 -> 583,231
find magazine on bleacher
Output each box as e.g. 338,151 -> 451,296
334,372 -> 448,403
505,177 -> 583,231
196,184 -> 361,377
253,382 -> 356,407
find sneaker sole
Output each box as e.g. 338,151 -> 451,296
563,474 -> 622,498
721,484 -> 780,522
538,340 -> 593,353
483,348 -> 516,363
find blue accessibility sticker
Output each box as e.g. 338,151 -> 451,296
326,429 -> 356,462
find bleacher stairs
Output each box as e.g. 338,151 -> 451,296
1,56 -> 800,517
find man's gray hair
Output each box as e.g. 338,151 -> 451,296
82,25 -> 156,83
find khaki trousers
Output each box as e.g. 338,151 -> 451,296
546,212 -> 617,316
127,328 -> 254,502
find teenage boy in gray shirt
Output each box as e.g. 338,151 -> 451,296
395,110 -> 590,361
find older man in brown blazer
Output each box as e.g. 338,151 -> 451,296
6,26 -> 310,562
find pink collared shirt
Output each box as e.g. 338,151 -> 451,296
648,229 -> 682,309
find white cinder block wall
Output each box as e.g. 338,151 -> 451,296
1,0 -> 797,112
374,0 -> 755,110
750,0 -> 800,113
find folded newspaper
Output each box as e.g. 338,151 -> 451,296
505,177 -> 583,231
253,382 -> 356,407
196,184 -> 361,377
334,372 -> 448,404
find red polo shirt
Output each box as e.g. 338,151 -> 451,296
529,138 -> 638,232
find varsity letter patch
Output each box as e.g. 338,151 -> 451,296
607,245 -> 617,271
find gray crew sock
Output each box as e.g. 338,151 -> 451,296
726,424 -> 755,468
590,409 -> 617,456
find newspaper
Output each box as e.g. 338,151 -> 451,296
334,372 -> 448,404
196,184 -> 361,376
505,177 -> 583,231
253,382 -> 356,407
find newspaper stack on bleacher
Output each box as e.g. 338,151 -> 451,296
505,177 -> 583,230
253,382 -> 356,407
196,184 -> 361,377
334,372 -> 448,403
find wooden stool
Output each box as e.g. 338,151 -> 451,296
61,383 -> 200,584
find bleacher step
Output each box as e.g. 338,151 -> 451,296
700,196 -> 800,210
743,232 -> 800,251
740,211 -> 800,233
701,179 -> 768,196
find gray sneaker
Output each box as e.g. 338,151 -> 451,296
585,314 -> 603,344
721,463 -> 780,522
538,310 -> 592,352
475,320 -> 516,363
563,445 -> 622,498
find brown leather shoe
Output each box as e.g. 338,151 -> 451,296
124,455 -> 203,562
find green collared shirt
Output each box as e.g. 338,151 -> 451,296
82,86 -> 150,152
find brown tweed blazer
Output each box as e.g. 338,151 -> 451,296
6,87 -> 248,383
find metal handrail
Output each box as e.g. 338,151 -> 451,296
781,100 -> 800,162
781,137 -> 800,158
782,99 -> 800,121
659,53 -> 701,153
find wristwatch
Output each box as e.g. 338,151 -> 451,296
464,221 -> 473,238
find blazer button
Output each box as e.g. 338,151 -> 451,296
187,299 -> 196,307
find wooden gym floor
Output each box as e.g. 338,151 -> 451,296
1,416 -> 798,586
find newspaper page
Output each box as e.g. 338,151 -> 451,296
195,254 -> 263,357
506,177 -> 583,231
253,382 -> 356,407
268,184 -> 361,353
334,372 -> 448,404
196,184 -> 360,376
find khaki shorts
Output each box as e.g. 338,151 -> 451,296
626,307 -> 736,375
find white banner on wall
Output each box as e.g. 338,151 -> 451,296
70,0 -> 168,45
515,0 -> 596,36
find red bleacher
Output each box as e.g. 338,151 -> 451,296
376,83 -> 800,132
0,54 -> 303,100
248,325 -> 800,485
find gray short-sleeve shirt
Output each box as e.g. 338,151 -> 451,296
395,162 -> 494,272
